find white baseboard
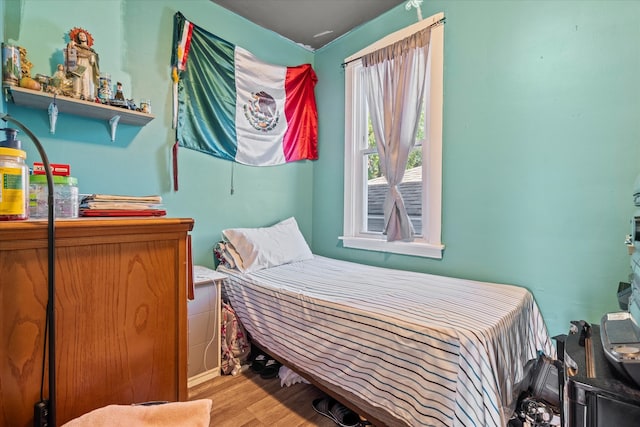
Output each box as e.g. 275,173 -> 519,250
188,367 -> 220,388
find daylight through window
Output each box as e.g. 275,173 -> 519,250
341,12 -> 444,259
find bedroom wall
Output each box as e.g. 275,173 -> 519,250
313,0 -> 640,337
5,0 -> 639,340
1,0 -> 314,267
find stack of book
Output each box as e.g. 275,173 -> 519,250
79,194 -> 166,217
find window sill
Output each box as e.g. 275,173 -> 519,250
339,236 -> 444,259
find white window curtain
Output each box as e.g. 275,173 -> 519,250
362,27 -> 431,242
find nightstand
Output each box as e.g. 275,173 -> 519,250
187,266 -> 227,388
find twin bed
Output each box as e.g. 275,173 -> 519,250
215,218 -> 555,427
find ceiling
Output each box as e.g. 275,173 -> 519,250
210,0 -> 407,51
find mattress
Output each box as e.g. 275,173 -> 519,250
219,256 -> 555,426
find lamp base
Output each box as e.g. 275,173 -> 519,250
34,400 -> 49,427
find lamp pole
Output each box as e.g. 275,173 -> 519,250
1,113 -> 56,426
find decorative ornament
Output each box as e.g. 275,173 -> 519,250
68,27 -> 94,47
18,47 -> 40,91
18,47 -> 32,78
48,100 -> 58,134
65,26 -> 100,101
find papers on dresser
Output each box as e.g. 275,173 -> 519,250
80,194 -> 166,217
81,201 -> 163,210
82,194 -> 162,203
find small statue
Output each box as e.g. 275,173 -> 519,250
97,73 -> 112,102
17,47 -> 39,90
51,64 -> 65,86
65,27 -> 100,100
49,63 -> 73,96
114,81 -> 124,100
18,46 -> 32,79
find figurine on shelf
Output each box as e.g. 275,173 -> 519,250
97,73 -> 112,103
17,46 -> 40,91
53,63 -> 65,80
18,46 -> 32,80
109,81 -> 129,108
49,64 -> 73,96
114,81 -> 124,100
65,27 -> 100,101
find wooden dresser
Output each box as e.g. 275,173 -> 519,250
0,217 -> 194,426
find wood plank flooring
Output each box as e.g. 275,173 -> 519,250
188,369 -> 339,427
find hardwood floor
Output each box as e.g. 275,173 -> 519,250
188,369 -> 340,427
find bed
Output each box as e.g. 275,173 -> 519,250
215,218 -> 556,427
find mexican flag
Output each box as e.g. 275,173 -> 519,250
172,12 -> 318,166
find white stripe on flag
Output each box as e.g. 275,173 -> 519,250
234,47 -> 289,166
178,20 -> 192,71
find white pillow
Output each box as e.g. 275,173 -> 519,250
222,217 -> 313,273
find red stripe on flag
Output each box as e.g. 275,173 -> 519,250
282,64 -> 318,162
179,21 -> 194,71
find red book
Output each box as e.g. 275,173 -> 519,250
80,209 -> 166,217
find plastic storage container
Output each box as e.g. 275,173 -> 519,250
0,147 -> 29,220
1,127 -> 21,149
29,174 -> 79,218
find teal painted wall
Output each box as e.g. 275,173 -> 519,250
313,0 -> 640,337
5,0 -> 640,339
2,0 -> 315,268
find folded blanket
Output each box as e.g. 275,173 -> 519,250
61,399 -> 212,427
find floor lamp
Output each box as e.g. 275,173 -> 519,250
0,113 -> 56,427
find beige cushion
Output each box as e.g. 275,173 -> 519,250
61,399 -> 212,427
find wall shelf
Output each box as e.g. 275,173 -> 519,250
5,86 -> 155,140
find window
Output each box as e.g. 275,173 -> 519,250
341,13 -> 445,259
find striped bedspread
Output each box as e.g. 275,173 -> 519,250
219,256 -> 555,426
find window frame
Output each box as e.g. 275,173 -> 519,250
341,12 -> 445,259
